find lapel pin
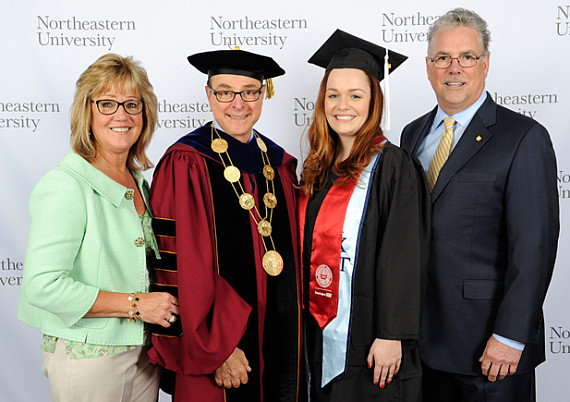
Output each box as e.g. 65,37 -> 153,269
476,135 -> 482,142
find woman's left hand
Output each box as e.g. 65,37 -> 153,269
366,338 -> 402,388
137,292 -> 179,327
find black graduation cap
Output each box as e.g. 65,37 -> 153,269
308,29 -> 407,81
187,49 -> 285,81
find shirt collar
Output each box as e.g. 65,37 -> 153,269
213,119 -> 255,143
432,90 -> 488,130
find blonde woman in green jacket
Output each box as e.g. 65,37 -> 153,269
18,53 -> 179,402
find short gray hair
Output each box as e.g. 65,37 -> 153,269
427,8 -> 491,56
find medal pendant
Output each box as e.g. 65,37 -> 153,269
263,165 -> 275,180
263,193 -> 277,209
239,193 -> 255,210
256,137 -> 268,152
211,138 -> 228,153
263,250 -> 283,276
224,166 -> 241,183
257,219 -> 272,237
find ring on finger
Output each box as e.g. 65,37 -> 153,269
168,315 -> 176,323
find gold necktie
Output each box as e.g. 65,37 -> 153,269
427,117 -> 455,191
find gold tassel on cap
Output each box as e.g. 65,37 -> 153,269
265,78 -> 275,99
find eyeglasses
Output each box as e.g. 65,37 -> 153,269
92,99 -> 144,115
208,86 -> 263,103
428,54 -> 483,69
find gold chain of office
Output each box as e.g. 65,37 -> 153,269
210,124 -> 283,276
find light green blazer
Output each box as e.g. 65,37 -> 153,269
18,151 -> 153,346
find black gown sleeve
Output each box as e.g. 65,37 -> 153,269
373,144 -> 431,340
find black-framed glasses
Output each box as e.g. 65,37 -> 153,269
428,54 -> 483,69
208,86 -> 263,103
92,99 -> 144,115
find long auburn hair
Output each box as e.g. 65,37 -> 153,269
299,69 -> 385,198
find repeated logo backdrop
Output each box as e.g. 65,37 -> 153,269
1,1 -> 569,400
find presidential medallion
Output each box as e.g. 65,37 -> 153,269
263,165 -> 275,180
224,166 -> 241,183
256,137 -> 268,153
257,219 -> 272,237
239,193 -> 255,210
211,124 -> 283,273
211,138 -> 228,153
263,250 -> 283,276
263,193 -> 277,209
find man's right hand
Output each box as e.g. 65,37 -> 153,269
214,347 -> 251,388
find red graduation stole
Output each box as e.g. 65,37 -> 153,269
298,175 -> 359,329
298,137 -> 386,330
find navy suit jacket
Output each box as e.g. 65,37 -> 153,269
400,93 -> 559,375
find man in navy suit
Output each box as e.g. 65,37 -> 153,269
400,8 -> 559,402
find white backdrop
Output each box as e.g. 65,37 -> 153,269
1,1 -> 569,400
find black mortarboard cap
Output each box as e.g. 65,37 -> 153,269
307,29 -> 407,81
187,49 -> 285,81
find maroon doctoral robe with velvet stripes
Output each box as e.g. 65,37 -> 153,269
146,124 -> 303,402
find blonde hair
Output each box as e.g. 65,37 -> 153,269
70,53 -> 158,171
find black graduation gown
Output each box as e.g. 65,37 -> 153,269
303,144 -> 431,402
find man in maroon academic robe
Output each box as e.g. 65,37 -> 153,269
147,49 -> 303,401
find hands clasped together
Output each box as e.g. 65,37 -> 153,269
215,347 -> 252,388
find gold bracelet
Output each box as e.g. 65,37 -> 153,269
127,292 -> 140,323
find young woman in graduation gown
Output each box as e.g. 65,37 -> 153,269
298,30 -> 431,402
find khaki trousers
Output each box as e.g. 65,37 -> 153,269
42,338 -> 161,402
